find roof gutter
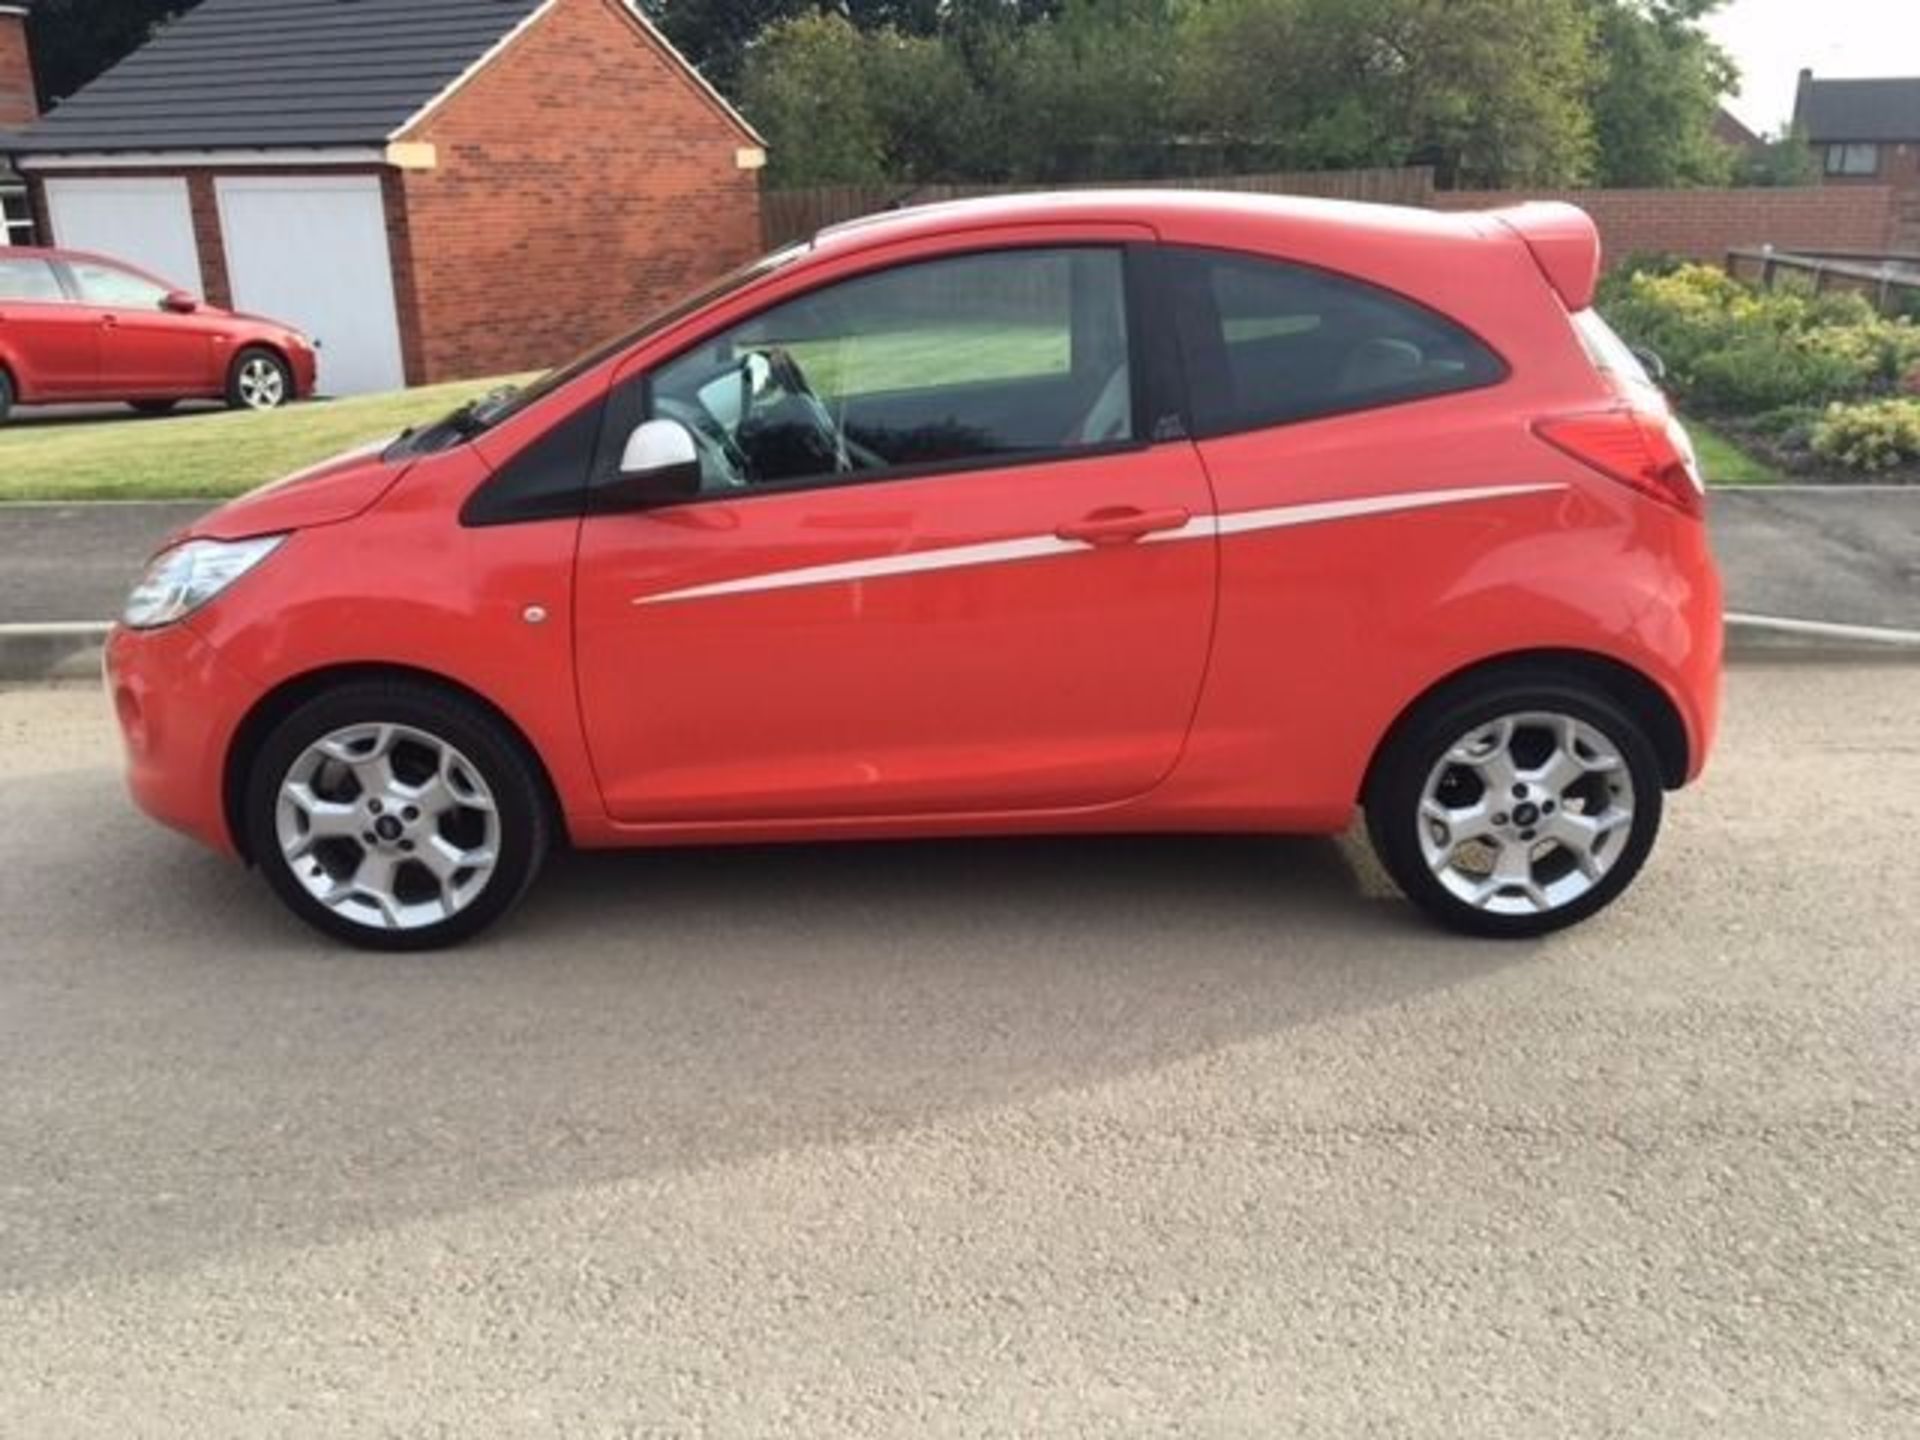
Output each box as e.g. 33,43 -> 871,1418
12,145 -> 434,172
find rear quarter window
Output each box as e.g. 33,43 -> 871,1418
1167,247 -> 1506,436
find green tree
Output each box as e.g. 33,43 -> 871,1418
1586,0 -> 1737,186
1734,126 -> 1818,188
739,13 -> 893,186
1176,0 -> 1597,186
25,0 -> 196,104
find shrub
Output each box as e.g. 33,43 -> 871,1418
1810,399 -> 1920,473
1600,262 -> 1920,414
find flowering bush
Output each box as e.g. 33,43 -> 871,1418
1600,263 -> 1920,414
1810,399 -> 1920,473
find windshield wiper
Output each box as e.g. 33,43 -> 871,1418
442,383 -> 522,437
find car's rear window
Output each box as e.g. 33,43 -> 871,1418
1166,247 -> 1506,436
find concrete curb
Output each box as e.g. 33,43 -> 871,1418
1724,612 -> 1920,662
0,622 -> 111,684
6,612 -> 1919,687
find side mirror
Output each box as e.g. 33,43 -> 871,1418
162,290 -> 200,314
1631,345 -> 1667,383
604,418 -> 702,509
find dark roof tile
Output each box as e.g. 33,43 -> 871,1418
12,0 -> 547,153
1796,77 -> 1920,143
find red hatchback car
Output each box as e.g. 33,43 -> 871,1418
105,192 -> 1721,949
0,246 -> 316,421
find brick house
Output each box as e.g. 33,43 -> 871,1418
0,2 -> 36,245
1794,70 -> 1920,248
2,0 -> 765,394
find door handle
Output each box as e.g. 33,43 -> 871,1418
99,314 -> 119,329
1055,506 -> 1191,547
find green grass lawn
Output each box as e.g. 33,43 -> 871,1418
0,375 -> 534,502
1682,415 -> 1782,485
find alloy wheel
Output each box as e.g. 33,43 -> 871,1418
1415,710 -> 1636,917
274,722 -> 500,932
236,355 -> 287,409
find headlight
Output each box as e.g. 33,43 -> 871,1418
122,535 -> 285,629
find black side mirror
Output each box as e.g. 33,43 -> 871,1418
1631,345 -> 1667,383
598,418 -> 702,510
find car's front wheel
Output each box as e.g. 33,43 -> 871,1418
227,348 -> 293,411
1365,672 -> 1664,938
244,681 -> 551,949
0,368 -> 14,425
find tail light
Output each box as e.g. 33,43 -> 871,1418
1533,409 -> 1705,519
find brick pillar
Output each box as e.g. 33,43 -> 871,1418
0,3 -> 39,128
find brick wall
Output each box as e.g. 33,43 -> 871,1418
0,11 -> 34,127
396,0 -> 762,383
1432,184 -> 1898,266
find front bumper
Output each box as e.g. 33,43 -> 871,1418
104,621 -> 254,858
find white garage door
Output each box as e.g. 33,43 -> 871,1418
44,177 -> 205,296
216,175 -> 405,397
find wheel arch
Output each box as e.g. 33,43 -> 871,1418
1360,648 -> 1692,805
222,661 -> 567,862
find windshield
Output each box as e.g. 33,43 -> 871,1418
392,243 -> 810,455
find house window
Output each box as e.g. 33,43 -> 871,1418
0,188 -> 35,246
1825,143 -> 1881,176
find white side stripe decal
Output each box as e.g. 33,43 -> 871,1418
631,482 -> 1563,607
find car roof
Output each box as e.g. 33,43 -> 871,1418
0,245 -> 178,282
812,188 -> 1501,256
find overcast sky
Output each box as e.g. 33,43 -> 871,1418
1704,0 -> 1918,134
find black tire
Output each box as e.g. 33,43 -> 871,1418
129,398 -> 180,416
1364,669 -> 1664,939
0,368 -> 14,425
226,347 -> 293,411
244,680 -> 551,950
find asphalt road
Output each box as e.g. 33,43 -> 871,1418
3,487 -> 1918,630
1,665 -> 1916,1436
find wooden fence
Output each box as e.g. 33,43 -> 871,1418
762,168 -> 1438,247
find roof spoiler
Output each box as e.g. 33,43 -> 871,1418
1490,203 -> 1601,311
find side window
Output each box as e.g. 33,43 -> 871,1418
1168,247 -> 1505,436
645,247 -> 1132,494
0,256 -> 65,303
68,260 -> 171,311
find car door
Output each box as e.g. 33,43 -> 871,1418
0,254 -> 99,398
573,241 -> 1219,824
64,257 -> 218,397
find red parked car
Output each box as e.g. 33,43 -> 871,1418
0,245 -> 316,421
106,191 -> 1721,950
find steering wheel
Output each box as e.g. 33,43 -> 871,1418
749,347 -> 852,474
654,396 -> 750,491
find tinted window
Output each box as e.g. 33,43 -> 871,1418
645,247 -> 1132,495
0,256 -> 64,303
1168,248 -> 1504,435
69,261 -> 171,310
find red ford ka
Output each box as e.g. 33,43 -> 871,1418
0,245 -> 316,420
105,192 -> 1721,950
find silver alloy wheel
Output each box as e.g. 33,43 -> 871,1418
275,722 -> 500,932
236,355 -> 287,409
1416,711 -> 1636,917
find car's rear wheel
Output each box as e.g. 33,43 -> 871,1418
244,681 -> 550,950
227,348 -> 292,411
1365,673 -> 1664,938
0,368 -> 14,425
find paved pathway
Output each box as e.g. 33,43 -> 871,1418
2,666 -> 1916,1434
